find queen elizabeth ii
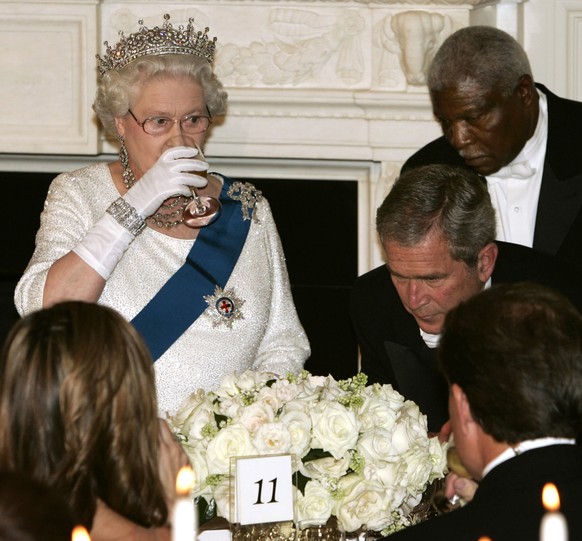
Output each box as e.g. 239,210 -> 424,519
15,14 -> 310,415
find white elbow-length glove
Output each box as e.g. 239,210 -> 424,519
73,146 -> 209,280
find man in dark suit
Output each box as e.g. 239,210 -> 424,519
351,164 -> 582,432
403,26 -> 582,265
382,282 -> 582,541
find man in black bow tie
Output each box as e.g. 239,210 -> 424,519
380,282 -> 582,541
403,25 -> 582,265
350,164 -> 582,432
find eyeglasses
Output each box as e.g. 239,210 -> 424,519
127,107 -> 212,136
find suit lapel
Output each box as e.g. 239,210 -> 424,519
532,85 -> 582,256
534,160 -> 582,254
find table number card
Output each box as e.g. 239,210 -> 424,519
232,454 -> 294,525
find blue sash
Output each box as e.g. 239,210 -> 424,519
131,177 -> 252,361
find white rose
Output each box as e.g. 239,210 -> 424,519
238,401 -> 275,436
427,436 -> 448,481
180,399 -> 215,443
282,398 -> 312,415
333,474 -> 387,533
234,370 -> 260,392
401,401 -> 428,431
272,378 -> 301,402
357,395 -> 399,433
206,425 -> 257,475
215,373 -> 241,398
319,377 -> 346,402
357,427 -> 395,464
171,388 -> 207,427
364,463 -> 408,521
256,386 -> 281,416
279,407 -> 313,459
253,422 -> 292,454
364,463 -> 408,516
296,375 -> 327,399
400,446 -> 436,494
296,479 -> 333,525
299,455 -> 350,479
310,401 -> 359,460
215,395 -> 244,420
390,406 -> 427,457
366,384 -> 406,410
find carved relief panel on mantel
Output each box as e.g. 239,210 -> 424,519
99,0 -> 495,165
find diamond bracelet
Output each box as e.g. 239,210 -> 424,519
106,197 -> 146,236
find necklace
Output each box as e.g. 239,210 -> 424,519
119,143 -> 192,229
148,196 -> 192,229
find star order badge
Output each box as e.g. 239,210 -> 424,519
203,286 -> 245,328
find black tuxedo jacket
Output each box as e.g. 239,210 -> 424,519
382,445 -> 582,541
350,241 -> 582,432
402,85 -> 582,265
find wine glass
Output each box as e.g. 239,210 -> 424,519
182,142 -> 222,228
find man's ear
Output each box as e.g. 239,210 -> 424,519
477,242 -> 498,283
451,383 -> 473,436
516,74 -> 537,107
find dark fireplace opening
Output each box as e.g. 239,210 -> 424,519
0,171 -> 359,380
0,171 -> 51,344
249,178 -> 359,380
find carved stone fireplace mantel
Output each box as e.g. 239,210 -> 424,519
1,0 -> 581,270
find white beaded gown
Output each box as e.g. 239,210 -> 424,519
15,164 -> 310,415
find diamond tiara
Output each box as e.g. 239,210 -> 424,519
97,13 -> 217,76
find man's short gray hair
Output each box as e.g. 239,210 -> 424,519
428,26 -> 533,97
376,164 -> 496,267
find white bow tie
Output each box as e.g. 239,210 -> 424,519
488,161 -> 536,181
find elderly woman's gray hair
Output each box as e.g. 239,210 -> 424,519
93,54 -> 228,136
376,164 -> 496,267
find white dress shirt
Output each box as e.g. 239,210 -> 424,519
486,90 -> 548,247
482,437 -> 576,478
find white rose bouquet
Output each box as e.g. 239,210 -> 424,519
168,370 -> 447,536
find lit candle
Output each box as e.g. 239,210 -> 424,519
71,525 -> 91,541
540,483 -> 568,541
172,466 -> 196,541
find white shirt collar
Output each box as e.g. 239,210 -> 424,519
482,437 -> 576,478
516,89 -> 548,174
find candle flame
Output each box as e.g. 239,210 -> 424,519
542,483 -> 560,512
477,538 -> 492,541
71,525 -> 91,541
176,465 -> 195,495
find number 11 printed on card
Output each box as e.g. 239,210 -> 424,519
233,454 -> 295,525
